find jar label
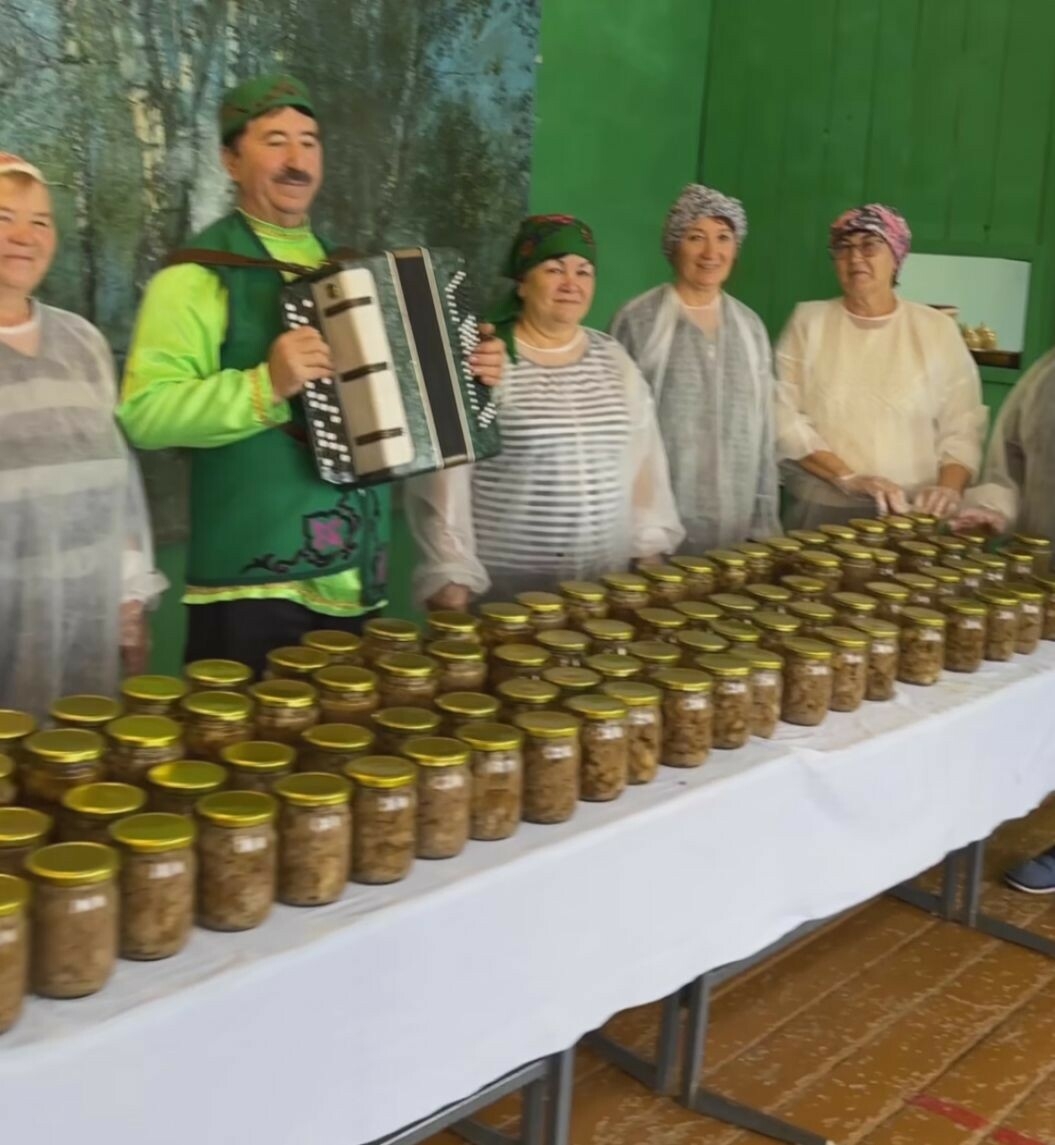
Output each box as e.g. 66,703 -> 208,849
628,709 -> 657,727
429,772 -> 466,791
309,814 -> 344,833
149,859 -> 188,880
679,695 -> 711,711
996,609 -> 1015,621
0,929 -> 18,947
593,724 -> 626,740
803,664 -> 830,676
1023,603 -> 1040,616
233,835 -> 269,855
542,743 -> 575,760
842,653 -> 865,665
961,619 -> 984,631
756,671 -> 781,686
872,642 -> 895,655
719,681 -> 748,694
378,793 -> 411,812
918,630 -> 943,643
70,893 -> 109,914
481,754 -> 518,774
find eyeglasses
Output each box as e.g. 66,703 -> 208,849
832,235 -> 887,260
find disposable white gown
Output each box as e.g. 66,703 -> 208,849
964,348 -> 1055,538
775,298 -> 987,528
0,304 -> 166,715
405,330 -> 685,603
610,285 -> 781,550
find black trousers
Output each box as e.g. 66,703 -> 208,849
184,598 -> 377,677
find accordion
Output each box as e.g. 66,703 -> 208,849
281,247 -> 501,487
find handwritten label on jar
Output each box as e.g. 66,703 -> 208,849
148,859 -> 188,880
233,835 -> 269,855
428,772 -> 466,791
482,754 -> 518,774
917,630 -> 943,642
377,793 -> 412,813
961,619 -> 984,631
803,664 -> 830,676
0,929 -> 18,947
843,652 -> 865,665
593,724 -> 626,740
873,642 -> 895,655
756,671 -> 781,687
70,893 -> 108,914
628,710 -> 657,727
1023,603 -> 1041,616
679,695 -> 711,710
719,681 -> 748,694
542,744 -> 575,761
309,814 -> 344,834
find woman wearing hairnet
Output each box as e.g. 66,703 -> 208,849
610,185 -> 781,550
775,204 -> 987,528
0,152 -> 166,714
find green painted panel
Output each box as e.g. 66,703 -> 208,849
865,0 -> 922,211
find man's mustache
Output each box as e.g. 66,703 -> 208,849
275,168 -> 313,185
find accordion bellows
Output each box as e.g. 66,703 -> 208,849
282,247 -> 501,486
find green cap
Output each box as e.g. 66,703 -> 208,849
220,74 -> 315,143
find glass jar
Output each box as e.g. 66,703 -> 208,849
221,741 -> 296,793
627,640 -> 683,675
426,639 -> 489,694
478,603 -> 533,648
817,626 -> 870,713
780,638 -> 834,726
120,675 -> 188,717
743,583 -> 794,612
865,580 -> 912,623
458,721 -> 524,841
729,648 -> 784,739
747,610 -> 800,654
535,629 -> 591,668
195,792 -> 277,932
710,618 -> 762,650
541,667 -> 604,699
490,642 -> 553,685
941,598 -> 987,673
0,807 -> 52,877
403,737 -> 472,860
600,682 -> 661,783
265,646 -> 331,682
425,610 -> 482,645
558,580 -> 610,625
0,873 -> 28,1034
999,547 -> 1038,582
669,556 -> 718,600
977,587 -> 1020,661
883,515 -> 916,542
104,716 -> 183,786
704,550 -> 750,592
184,659 -> 253,693
1009,534 -> 1052,576
675,630 -> 732,663
634,607 -> 688,643
757,536 -> 804,581
434,692 -> 501,738
371,706 -> 442,755
582,619 -> 637,655
732,542 -> 776,583
302,629 -> 363,665
1033,573 -> 1055,640
917,563 -> 965,601
600,573 -> 651,622
897,540 -> 939,574
496,678 -> 560,723
49,695 -> 122,731
786,601 -> 837,639
941,556 -> 985,594
695,655 -> 752,749
871,548 -> 900,580
249,680 -> 319,744
1007,582 -> 1045,655
709,593 -> 760,618
955,529 -> 989,548
375,652 -> 440,708
563,694 -> 629,801
584,653 -> 644,681
640,564 -> 690,606
273,773 -> 351,907
514,711 -> 582,824
898,607 -> 947,685
0,755 -> 15,808
673,600 -> 724,628
906,512 -> 938,538
971,550 -> 1009,586
344,757 -> 417,884
829,544 -> 877,593
794,550 -> 843,597
299,723 -> 375,775
28,842 -> 118,998
360,617 -> 422,664
818,523 -> 857,546
109,813 -> 196,960
848,518 -> 888,547
849,617 -> 900,702
780,574 -> 828,602
932,535 -> 969,561
22,729 -> 107,810
653,669 -> 713,767
516,591 -> 570,631
61,782 -> 146,844
787,530 -> 829,548
180,691 -> 253,763
831,591 -> 879,628
313,665 -> 379,727
147,760 -> 227,817
893,572 -> 938,608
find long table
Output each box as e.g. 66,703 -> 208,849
4,645 -> 1055,1144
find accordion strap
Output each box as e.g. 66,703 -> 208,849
166,246 -> 365,277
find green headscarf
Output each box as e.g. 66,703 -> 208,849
488,214 -> 597,362
220,73 -> 316,144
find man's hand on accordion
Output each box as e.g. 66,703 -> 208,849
469,322 -> 507,387
268,327 -> 335,400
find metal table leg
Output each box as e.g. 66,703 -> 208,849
959,838 -> 1055,960
545,1048 -> 575,1145
584,988 -> 682,1093
888,847 -> 964,920
452,1049 -> 575,1145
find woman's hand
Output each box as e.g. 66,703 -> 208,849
913,485 -> 962,520
950,506 -> 1008,535
119,600 -> 151,676
426,583 -> 473,612
834,473 -> 909,516
469,323 -> 506,387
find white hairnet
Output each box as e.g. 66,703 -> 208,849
662,184 -> 748,262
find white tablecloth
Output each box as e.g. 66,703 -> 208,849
4,646 -> 1055,1143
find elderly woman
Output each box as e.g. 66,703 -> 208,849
610,185 -> 780,550
0,152 -> 165,714
406,214 -> 684,606
776,204 -> 987,527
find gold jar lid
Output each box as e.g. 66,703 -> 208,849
901,606 -> 947,629
894,572 -> 938,591
426,610 -> 480,637
788,600 -> 837,622
372,706 -> 442,734
1011,533 -> 1052,551
710,593 -> 759,614
871,548 -> 899,566
743,609 -> 800,634
434,692 -> 501,721
541,667 -> 603,693
267,646 -> 331,676
866,581 -> 911,602
513,710 -> 582,738
976,587 -> 1019,608
181,690 -> 253,723
63,782 -> 146,819
640,564 -> 686,584
363,617 -> 421,643
669,554 -> 719,574
249,679 -> 318,709
121,675 -> 189,704
535,629 -> 591,654
600,572 -> 649,594
0,753 -> 11,782
744,584 -> 793,606
559,579 -> 607,602
492,643 -> 551,668
849,617 -> 899,639
955,529 -> 989,547
942,598 -> 988,618
600,681 -> 661,708
830,592 -> 878,614
787,529 -> 828,547
49,695 -> 123,726
301,723 -> 375,753
27,841 -> 116,886
426,639 -> 487,664
849,517 -> 887,537
918,564 -> 964,586
797,549 -> 842,569
0,873 -> 28,918
674,630 -> 732,654
733,541 -> 773,561
479,602 -> 531,626
222,741 -> 296,772
780,575 -> 826,596
673,601 -> 723,623
273,772 -> 351,808
696,653 -> 752,679
196,790 -> 277,828
635,607 -> 687,630
0,806 -> 52,847
185,659 -> 254,689
907,511 -> 938,529
495,678 -> 560,707
148,760 -> 227,794
564,694 -> 628,721
376,652 -> 439,679
711,618 -> 761,644
883,515 -> 915,535
344,757 -> 416,789
582,619 -> 636,641
302,630 -> 363,657
704,549 -> 748,568
730,647 -> 784,672
819,524 -> 859,543
932,536 -> 969,556
652,667 -> 714,694
516,590 -> 566,613
970,550 -> 1008,572
627,640 -> 682,665
313,666 -> 378,694
830,543 -> 875,565
1032,572 -> 1055,592
757,535 -> 804,554
1000,547 -> 1038,571
584,653 -> 643,679
457,721 -> 524,752
403,736 -> 471,767
783,637 -> 835,661
0,709 -> 37,742
1006,580 -> 1046,602
105,715 -> 182,748
942,555 -> 984,576
898,540 -> 939,559
110,812 -> 196,852
26,728 -> 106,764
817,625 -> 871,650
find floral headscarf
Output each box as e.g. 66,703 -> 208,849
829,204 -> 912,278
662,184 -> 748,262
